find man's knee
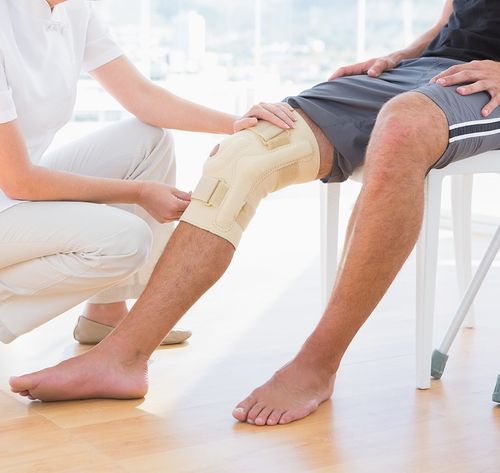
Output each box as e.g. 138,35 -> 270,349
365,92 -> 449,182
180,114 -> 321,248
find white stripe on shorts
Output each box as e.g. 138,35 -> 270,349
449,117 -> 500,130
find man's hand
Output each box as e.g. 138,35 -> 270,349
233,102 -> 297,133
137,181 -> 191,223
430,60 -> 500,117
329,53 -> 403,80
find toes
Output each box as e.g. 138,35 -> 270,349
254,407 -> 273,426
232,394 -> 259,422
283,399 -> 321,425
267,410 -> 284,426
279,411 -> 295,425
9,375 -> 36,394
246,403 -> 266,425
279,405 -> 316,425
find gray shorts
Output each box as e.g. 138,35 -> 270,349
285,57 -> 500,183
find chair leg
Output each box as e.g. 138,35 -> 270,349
432,224 -> 500,379
320,183 -> 341,310
416,175 -> 443,389
451,174 -> 475,328
493,375 -> 500,403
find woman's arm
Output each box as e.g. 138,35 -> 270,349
0,121 -> 190,222
331,0 -> 454,79
91,57 -> 297,134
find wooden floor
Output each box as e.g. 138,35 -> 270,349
1,186 -> 500,473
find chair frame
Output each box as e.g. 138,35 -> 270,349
321,150 -> 500,389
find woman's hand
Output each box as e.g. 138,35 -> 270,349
137,181 -> 191,223
233,102 -> 298,132
329,53 -> 403,80
430,60 -> 500,117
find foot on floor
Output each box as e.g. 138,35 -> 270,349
232,358 -> 335,426
9,348 -> 148,402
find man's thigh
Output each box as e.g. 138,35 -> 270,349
285,57 -> 466,182
416,84 -> 500,169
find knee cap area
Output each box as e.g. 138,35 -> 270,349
180,114 -> 320,248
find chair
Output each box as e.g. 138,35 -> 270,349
320,150 -> 500,389
428,222 -> 500,404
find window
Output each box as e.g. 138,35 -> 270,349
75,0 -> 441,122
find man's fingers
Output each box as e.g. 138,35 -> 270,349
329,62 -> 368,80
329,66 -> 349,80
367,60 -> 387,77
430,64 -> 469,83
481,97 -> 499,117
456,80 -> 489,96
434,70 -> 477,87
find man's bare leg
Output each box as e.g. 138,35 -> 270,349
232,92 -> 449,425
9,94 -> 448,423
8,109 -> 335,401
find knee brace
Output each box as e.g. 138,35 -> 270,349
180,113 -> 320,248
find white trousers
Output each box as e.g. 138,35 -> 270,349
0,118 -> 176,343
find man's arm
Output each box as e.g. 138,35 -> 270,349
394,0 -> 453,62
331,0 -> 453,79
91,57 -> 297,135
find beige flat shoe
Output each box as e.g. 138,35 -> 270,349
73,315 -> 192,346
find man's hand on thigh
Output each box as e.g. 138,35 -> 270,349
430,60 -> 500,117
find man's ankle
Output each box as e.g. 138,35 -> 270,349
92,337 -> 149,367
293,345 -> 340,377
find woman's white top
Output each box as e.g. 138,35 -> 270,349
0,0 -> 123,213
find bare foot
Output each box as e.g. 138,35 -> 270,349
9,348 -> 148,402
232,358 -> 335,426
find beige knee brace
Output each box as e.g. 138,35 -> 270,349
180,113 -> 320,248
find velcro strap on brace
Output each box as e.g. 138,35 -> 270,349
193,177 -> 255,228
248,123 -> 290,150
235,203 -> 255,230
191,176 -> 228,207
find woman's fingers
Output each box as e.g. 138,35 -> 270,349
234,117 -> 258,132
172,195 -> 190,212
260,103 -> 296,128
235,102 -> 298,132
253,106 -> 291,129
172,188 -> 192,202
